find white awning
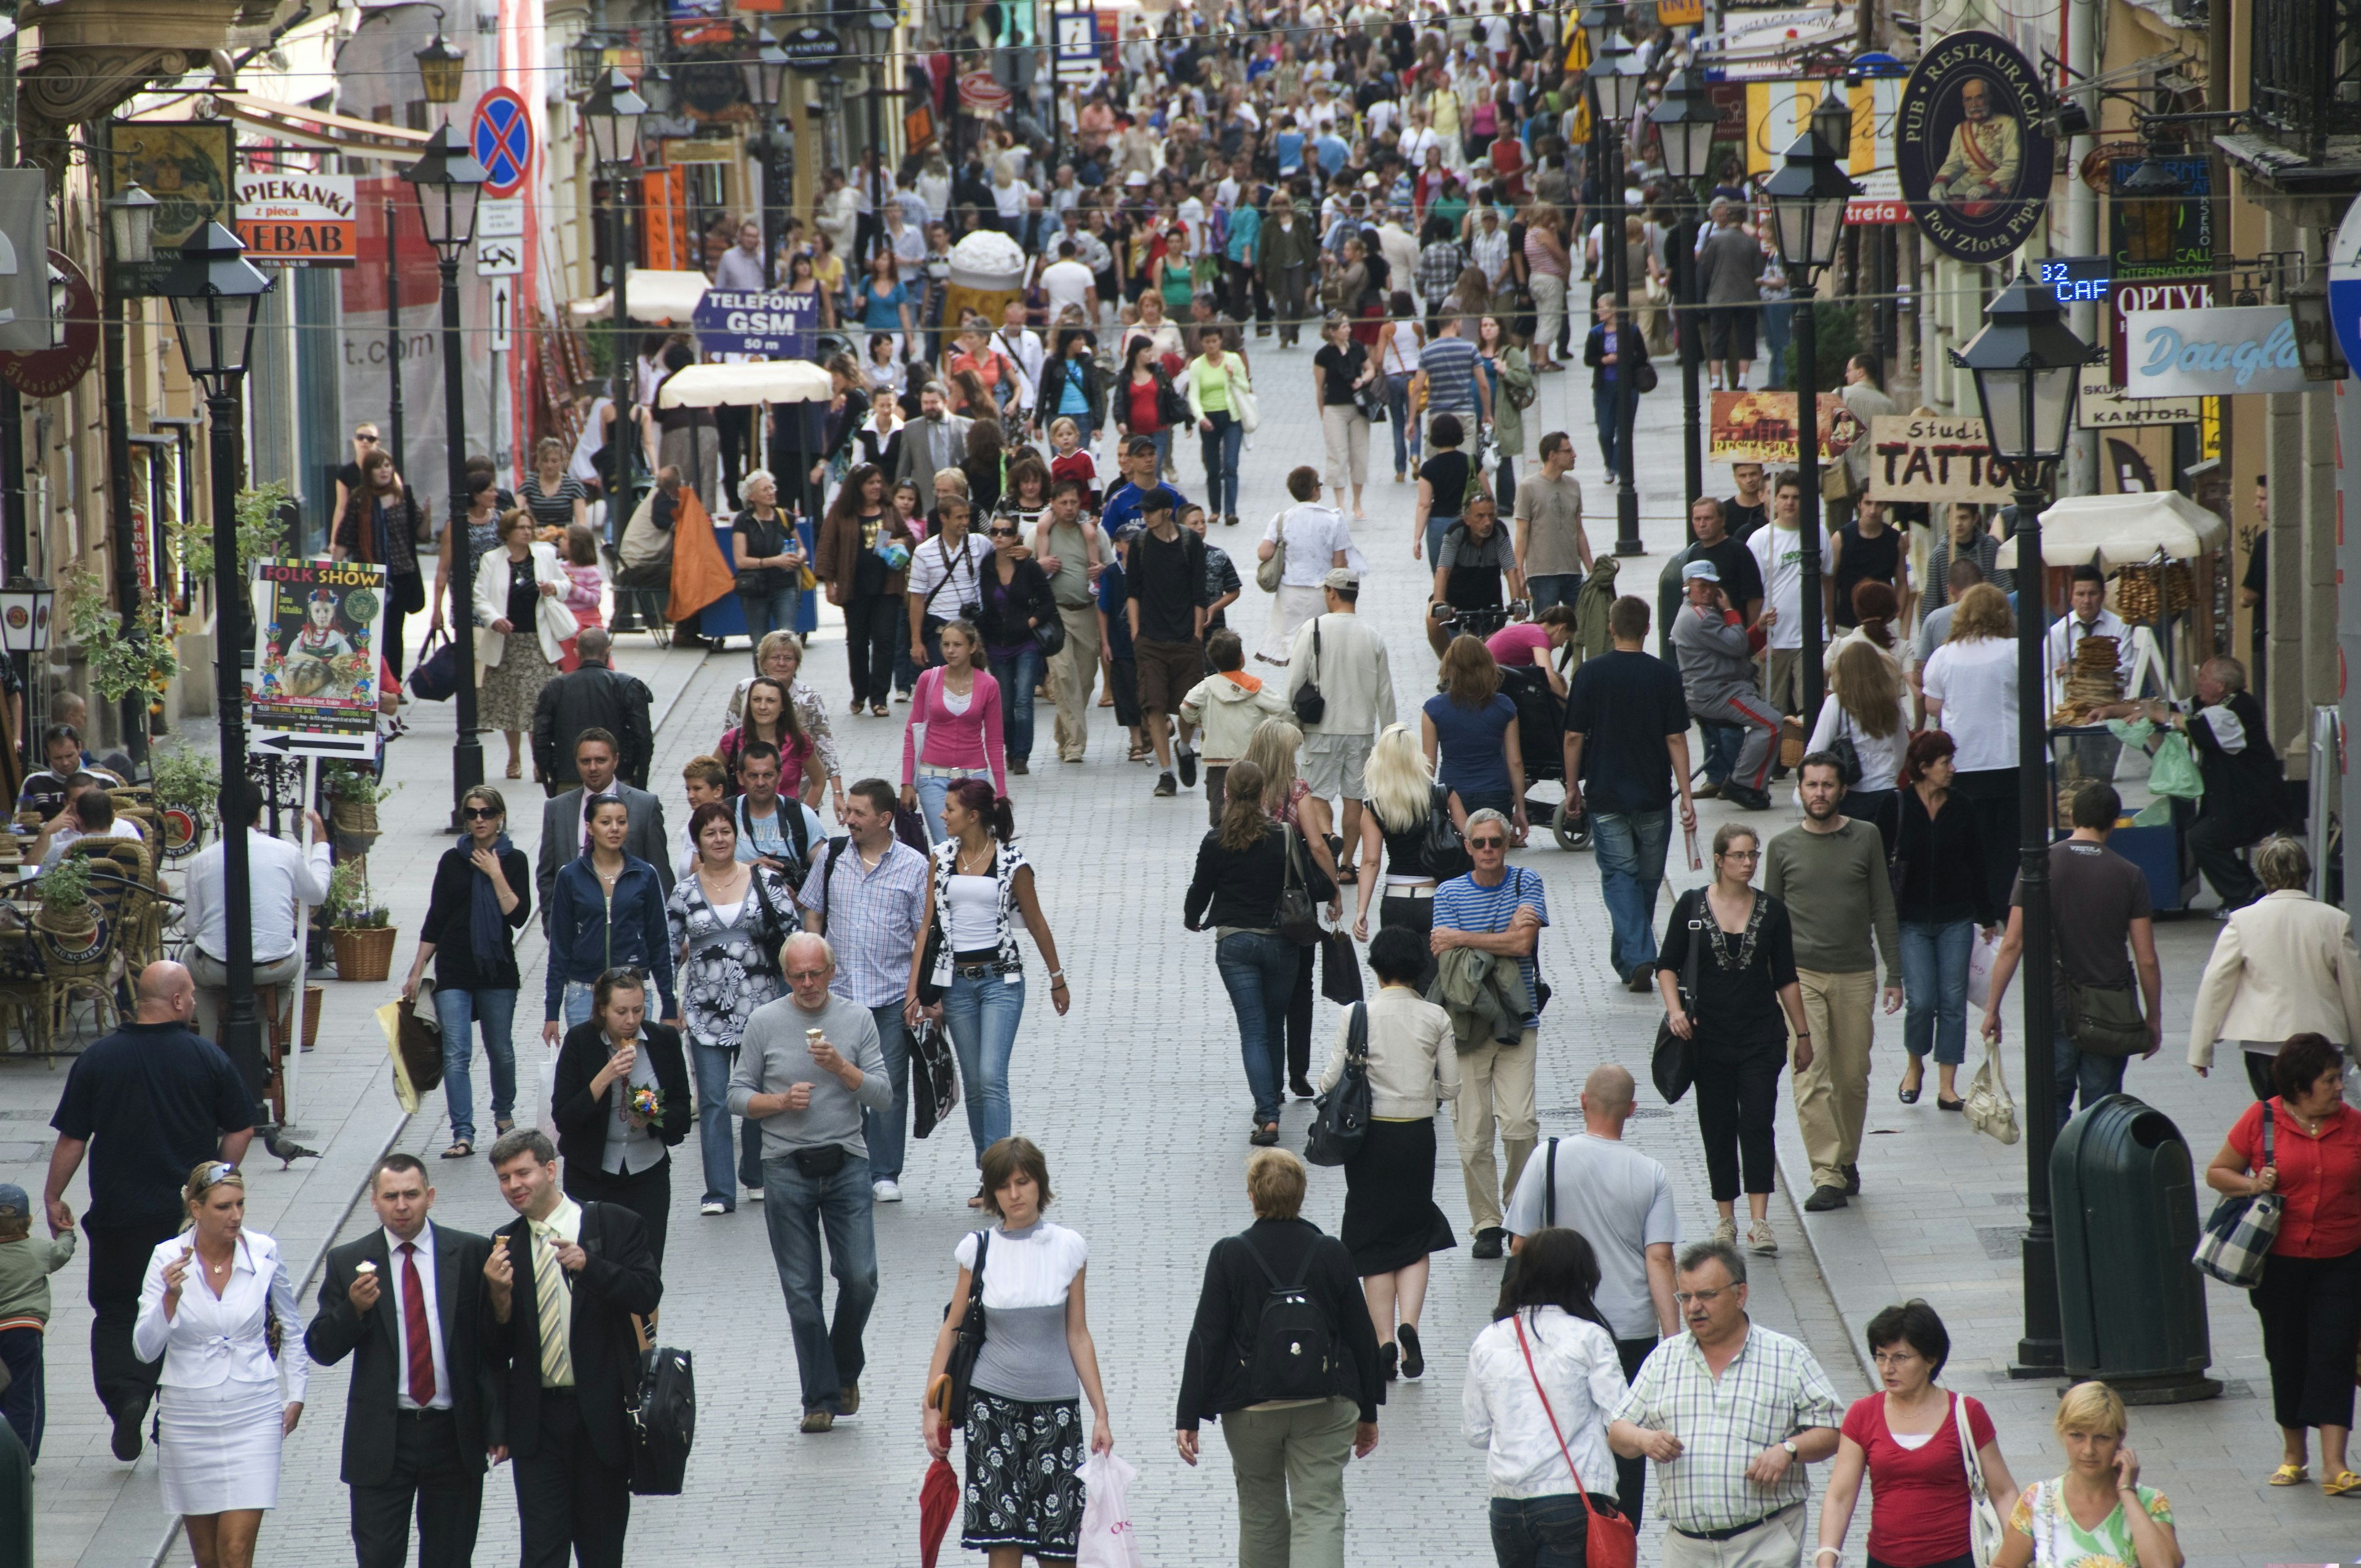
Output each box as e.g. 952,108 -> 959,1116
655,361 -> 834,408
568,271 -> 713,324
134,93 -> 434,162
1993,491 -> 2230,570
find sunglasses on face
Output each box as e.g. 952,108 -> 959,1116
461,806 -> 501,821
1468,836 -> 1506,849
987,526 -> 1018,538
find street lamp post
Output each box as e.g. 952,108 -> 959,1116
1762,123 -> 1858,719
101,184 -> 158,769
1587,11 -> 1646,556
401,123 -> 488,830
1651,68 -> 1719,525
740,28 -> 791,277
1953,268 -> 2090,1377
159,223 -> 275,1123
584,69 -> 648,555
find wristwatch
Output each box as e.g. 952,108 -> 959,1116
1781,1439 -> 1799,1458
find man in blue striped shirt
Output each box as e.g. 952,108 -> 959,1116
1418,317 -> 1491,454
1432,809 -> 1547,1257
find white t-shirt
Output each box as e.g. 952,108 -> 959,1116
1747,522 -> 1835,652
1264,503 -> 1359,588
1501,1133 -> 1677,1340
1920,638 -> 2020,772
1042,258 -> 1096,325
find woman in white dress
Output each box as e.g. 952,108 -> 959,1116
133,1161 -> 307,1568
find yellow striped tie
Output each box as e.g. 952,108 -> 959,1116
533,1224 -> 574,1387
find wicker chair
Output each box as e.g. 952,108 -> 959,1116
64,839 -> 162,968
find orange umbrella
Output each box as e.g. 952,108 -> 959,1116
919,1455 -> 959,1567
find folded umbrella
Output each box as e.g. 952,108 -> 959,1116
919,1455 -> 959,1568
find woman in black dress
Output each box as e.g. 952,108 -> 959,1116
1657,822 -> 1811,1258
550,967 -> 693,1269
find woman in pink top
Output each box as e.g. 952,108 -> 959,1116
1484,605 -> 1576,696
900,619 -> 1006,842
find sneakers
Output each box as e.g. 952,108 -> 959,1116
1802,1186 -> 1848,1213
700,1199 -> 727,1216
1397,1323 -> 1425,1380
1471,1226 -> 1506,1260
1177,746 -> 1199,788
1693,780 -> 1722,799
1712,1216 -> 1739,1249
838,1381 -> 861,1416
872,1179 -> 903,1203
745,1184 -> 765,1203
800,1410 -> 835,1434
1748,1218 -> 1779,1254
1154,771 -> 1177,798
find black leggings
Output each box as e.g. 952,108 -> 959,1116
1286,940 -> 1314,1087
1952,768 -> 2021,921
1693,1035 -> 1786,1201
843,591 -> 900,706
2252,1246 -> 2361,1433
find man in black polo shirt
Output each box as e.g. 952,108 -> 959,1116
42,960 -> 254,1460
1565,597 -> 1698,991
1125,492 -> 1211,799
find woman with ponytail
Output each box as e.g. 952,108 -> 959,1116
906,778 -> 1070,1174
401,786 -> 531,1161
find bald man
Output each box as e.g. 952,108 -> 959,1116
43,962 -> 256,1460
1503,1064 -> 1679,1520
729,933 -> 890,1433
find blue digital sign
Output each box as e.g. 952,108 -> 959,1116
2038,256 -> 2113,305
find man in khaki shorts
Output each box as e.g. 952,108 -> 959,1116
1123,491 -> 1210,799
1286,568 -> 1397,868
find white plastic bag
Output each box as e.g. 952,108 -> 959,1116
1075,1450 -> 1144,1568
534,1042 -> 563,1133
1966,927 -> 2001,1012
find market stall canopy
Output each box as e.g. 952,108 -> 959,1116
655,360 -> 833,408
569,271 -> 712,324
1993,491 -> 2230,571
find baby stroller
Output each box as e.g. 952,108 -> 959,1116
1497,663 -> 1589,851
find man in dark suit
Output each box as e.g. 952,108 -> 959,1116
305,1154 -> 499,1568
537,728 -> 671,929
481,1127 -> 661,1568
530,630 -> 655,791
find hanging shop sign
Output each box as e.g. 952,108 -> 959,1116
0,250 -> 96,396
1862,414 -> 2014,504
1714,6 -> 1857,82
233,172 -> 357,267
2117,306 -> 2325,398
2106,154 -> 2213,283
780,25 -> 844,72
250,557 -> 390,736
2108,279 -> 2212,381
1894,30 -> 2055,264
1707,390 -> 1864,464
1054,13 -> 1102,84
691,288 -> 817,357
1741,77 -> 1902,224
104,121 -> 235,296
959,69 -> 1012,111
0,171 -> 51,353
2077,368 -> 2201,430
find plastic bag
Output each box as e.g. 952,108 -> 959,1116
2148,732 -> 2205,801
1966,926 -> 2001,1012
1076,1450 -> 1144,1568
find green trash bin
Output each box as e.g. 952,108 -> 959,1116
2051,1094 -> 2222,1404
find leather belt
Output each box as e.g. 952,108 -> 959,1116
1670,1506 -> 1797,1543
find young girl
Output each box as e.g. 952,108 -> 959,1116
556,523 -> 606,671
1047,415 -> 1102,514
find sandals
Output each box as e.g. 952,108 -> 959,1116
440,1139 -> 473,1160
2270,1462 -> 2311,1486
871,703 -> 890,718
494,1118 -> 515,1136
2323,1468 -> 2361,1497
1249,1121 -> 1280,1147
504,761 -> 522,780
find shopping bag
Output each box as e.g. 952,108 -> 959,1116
1965,927 -> 2001,1012
2148,732 -> 2204,801
534,1040 -> 563,1132
1075,1450 -> 1144,1568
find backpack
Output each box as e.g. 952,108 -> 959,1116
1240,1232 -> 1338,1402
627,1326 -> 695,1495
1420,782 -> 1474,881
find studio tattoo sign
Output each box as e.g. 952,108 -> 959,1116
1896,30 -> 2055,264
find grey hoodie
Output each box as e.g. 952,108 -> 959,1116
1669,599 -> 1757,695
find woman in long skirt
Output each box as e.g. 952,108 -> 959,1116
1322,926 -> 1460,1383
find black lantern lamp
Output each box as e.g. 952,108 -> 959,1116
1953,269 -> 2090,469
400,122 -> 488,260
1811,82 -> 1854,167
2118,153 -> 2183,270
106,183 -> 158,267
638,58 -> 676,116
583,67 -> 649,168
1578,1 -> 1621,57
415,11 -> 468,107
1764,127 -> 1857,275
159,223 -> 273,399
1587,25 -> 1645,121
568,32 -> 607,96
1651,68 -> 1718,182
742,29 -> 791,115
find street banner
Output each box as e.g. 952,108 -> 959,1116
0,171 -> 50,352
1741,77 -> 1900,223
1862,414 -> 2015,503
1895,31 -> 2055,264
692,290 -> 817,357
250,558 -> 389,736
2117,306 -> 2323,398
1708,390 -> 1862,464
234,172 -> 357,267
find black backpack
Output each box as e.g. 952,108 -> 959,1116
627,1339 -> 695,1496
1240,1232 -> 1338,1403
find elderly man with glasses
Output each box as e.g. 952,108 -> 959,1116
1430,807 -> 1549,1259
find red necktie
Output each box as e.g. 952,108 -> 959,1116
400,1242 -> 436,1406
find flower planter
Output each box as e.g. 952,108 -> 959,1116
267,984 -> 326,1053
331,925 -> 398,983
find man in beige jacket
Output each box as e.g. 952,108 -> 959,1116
2186,836 -> 2361,1101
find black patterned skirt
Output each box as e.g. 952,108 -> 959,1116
963,1390 -> 1086,1556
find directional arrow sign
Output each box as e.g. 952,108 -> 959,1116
251,731 -> 379,760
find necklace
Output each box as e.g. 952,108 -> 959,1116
957,841 -> 995,876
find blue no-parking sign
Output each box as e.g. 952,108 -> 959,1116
470,88 -> 534,200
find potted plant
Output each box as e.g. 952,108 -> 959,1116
149,744 -> 219,858
322,764 -> 394,853
33,852 -> 96,943
324,859 -> 397,983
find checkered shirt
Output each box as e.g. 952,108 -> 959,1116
1610,1323 -> 1844,1532
796,837 -> 929,1008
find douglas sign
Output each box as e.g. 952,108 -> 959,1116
2117,306 -> 2323,398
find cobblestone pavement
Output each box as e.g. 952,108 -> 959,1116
15,333 -> 2328,1567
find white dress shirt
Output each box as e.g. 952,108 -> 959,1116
2042,607 -> 2138,710
385,1222 -> 453,1410
526,1197 -> 582,1389
133,1229 -> 310,1400
183,830 -> 333,965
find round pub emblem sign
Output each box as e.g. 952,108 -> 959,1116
1896,30 -> 2055,265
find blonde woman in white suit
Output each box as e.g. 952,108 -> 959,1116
133,1160 -> 309,1568
472,509 -> 577,781
2188,836 -> 2361,1101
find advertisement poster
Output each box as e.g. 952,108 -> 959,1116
2107,154 -> 2213,284
103,121 -> 235,296
1894,31 -> 2055,264
1708,390 -> 1862,464
250,558 -> 389,734
1862,414 -> 2017,503
234,171 -> 357,266
692,290 -> 817,357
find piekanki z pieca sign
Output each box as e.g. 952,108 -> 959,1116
232,172 -> 358,267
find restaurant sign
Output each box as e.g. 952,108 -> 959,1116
233,172 -> 357,267
1707,390 -> 1861,464
2117,306 -> 2324,398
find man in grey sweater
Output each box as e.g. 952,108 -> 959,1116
1763,756 -> 1902,1213
729,933 -> 892,1433
1668,561 -> 1778,810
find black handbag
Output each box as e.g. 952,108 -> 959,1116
1032,614 -> 1068,659
1319,927 -> 1363,1005
1420,783 -> 1474,882
1632,360 -> 1659,395
408,628 -> 459,702
627,1337 -> 695,1495
909,1016 -> 962,1138
1275,826 -> 1323,945
1292,617 -> 1326,727
940,1230 -> 992,1422
1650,889 -> 1703,1104
1354,378 -> 1387,425
1304,1001 -> 1371,1166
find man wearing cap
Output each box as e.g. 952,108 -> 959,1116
43,960 -> 254,1460
1287,565 -> 1399,868
1669,561 -> 1780,812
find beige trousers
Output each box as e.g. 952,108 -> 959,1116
1048,603 -> 1102,761
1223,1396 -> 1358,1568
1659,1505 -> 1805,1568
1451,1026 -> 1538,1233
1321,404 -> 1370,493
1790,967 -> 1877,1191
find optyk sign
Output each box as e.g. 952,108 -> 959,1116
2116,306 -> 2323,398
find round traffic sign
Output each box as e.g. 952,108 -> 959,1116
470,87 -> 534,199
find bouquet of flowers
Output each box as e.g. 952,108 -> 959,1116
627,1084 -> 663,1122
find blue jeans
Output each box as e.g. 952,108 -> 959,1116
0,1325 -> 44,1462
2054,1028 -> 2129,1132
1593,385 -> 1621,472
858,1002 -> 913,1182
760,1152 -> 879,1414
1527,573 -> 1581,615
1901,919 -> 1975,1068
690,1039 -> 764,1207
1200,410 -> 1244,517
1148,427 -> 1173,476
1385,373 -> 1421,476
941,969 -> 1025,1159
1426,513 -> 1460,568
739,587 -> 800,663
559,978 -> 595,1031
986,642 -> 1045,767
1589,810 -> 1669,979
1762,299 -> 1793,389
433,985 -> 518,1147
914,769 -> 980,844
1489,1493 -> 1604,1568
1216,932 -> 1299,1122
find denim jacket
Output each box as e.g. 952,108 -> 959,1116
546,855 -> 678,1021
